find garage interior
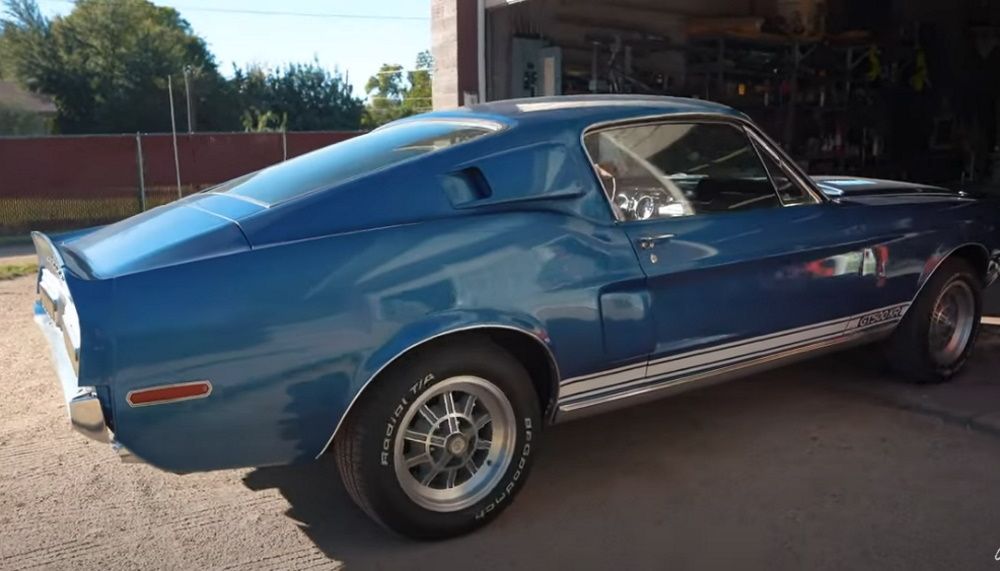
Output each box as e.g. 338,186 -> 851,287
468,0 -> 1000,186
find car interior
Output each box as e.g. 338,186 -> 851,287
585,122 -> 788,221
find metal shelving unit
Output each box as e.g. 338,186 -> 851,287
684,32 -> 884,174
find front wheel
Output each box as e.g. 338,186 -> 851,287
886,258 -> 982,383
333,337 -> 540,539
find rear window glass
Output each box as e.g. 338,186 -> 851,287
210,120 -> 501,205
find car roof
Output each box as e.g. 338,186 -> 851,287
409,95 -> 745,132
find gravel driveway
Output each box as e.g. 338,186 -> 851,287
3,274 -> 1000,570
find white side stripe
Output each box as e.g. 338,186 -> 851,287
561,360 -> 646,385
559,303 -> 909,401
647,313 -> 855,366
560,364 -> 647,397
645,319 -> 849,379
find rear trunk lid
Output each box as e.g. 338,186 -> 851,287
31,192 -> 257,403
55,194 -> 256,280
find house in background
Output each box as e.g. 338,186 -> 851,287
0,80 -> 55,135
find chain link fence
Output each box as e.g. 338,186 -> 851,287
0,131 -> 360,237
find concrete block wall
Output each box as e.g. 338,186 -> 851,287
432,0 -> 480,109
431,0 -> 460,109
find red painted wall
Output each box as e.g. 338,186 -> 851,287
0,131 -> 360,234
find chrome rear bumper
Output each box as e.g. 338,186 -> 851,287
35,301 -> 142,462
67,391 -> 110,443
34,301 -> 108,441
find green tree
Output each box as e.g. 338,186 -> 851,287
1,0 -> 238,133
363,50 -> 433,127
0,32 -> 14,79
231,61 -> 363,131
408,49 -> 432,109
0,104 -> 48,134
233,64 -> 278,132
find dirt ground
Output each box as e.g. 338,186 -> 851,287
3,273 -> 1000,571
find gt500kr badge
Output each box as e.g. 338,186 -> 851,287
853,304 -> 908,329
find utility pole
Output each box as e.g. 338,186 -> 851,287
168,75 -> 182,199
135,132 -> 146,212
183,66 -> 194,133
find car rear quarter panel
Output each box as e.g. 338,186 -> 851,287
108,212 -> 641,471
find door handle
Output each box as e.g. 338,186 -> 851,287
636,234 -> 675,250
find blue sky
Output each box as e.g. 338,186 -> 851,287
36,0 -> 431,98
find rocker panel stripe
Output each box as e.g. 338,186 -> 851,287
558,303 -> 909,402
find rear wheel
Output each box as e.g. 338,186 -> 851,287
886,258 -> 982,383
334,337 -> 540,539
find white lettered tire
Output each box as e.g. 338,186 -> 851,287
886,258 -> 982,383
333,336 -> 540,539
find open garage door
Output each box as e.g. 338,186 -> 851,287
475,0 -> 1000,189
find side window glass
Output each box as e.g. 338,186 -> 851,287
751,136 -> 816,205
584,123 -> 782,221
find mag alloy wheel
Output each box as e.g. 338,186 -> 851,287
392,375 -> 517,513
335,339 -> 540,538
928,279 -> 976,367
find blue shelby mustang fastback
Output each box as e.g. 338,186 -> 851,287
33,96 -> 1000,538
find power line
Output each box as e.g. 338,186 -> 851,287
244,67 -> 430,76
371,69 -> 434,76
37,0 -> 428,21
166,4 -> 429,21
368,97 -> 434,101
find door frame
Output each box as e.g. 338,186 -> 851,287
557,111 -> 905,419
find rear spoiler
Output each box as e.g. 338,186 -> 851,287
31,229 -> 99,281
31,231 -> 65,280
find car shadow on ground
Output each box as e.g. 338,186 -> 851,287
242,343 -> 1000,569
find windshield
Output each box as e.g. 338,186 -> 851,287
208,119 -> 502,205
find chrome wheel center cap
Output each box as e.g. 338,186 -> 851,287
446,434 -> 468,456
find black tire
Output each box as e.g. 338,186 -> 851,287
333,336 -> 541,539
886,258 -> 982,383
